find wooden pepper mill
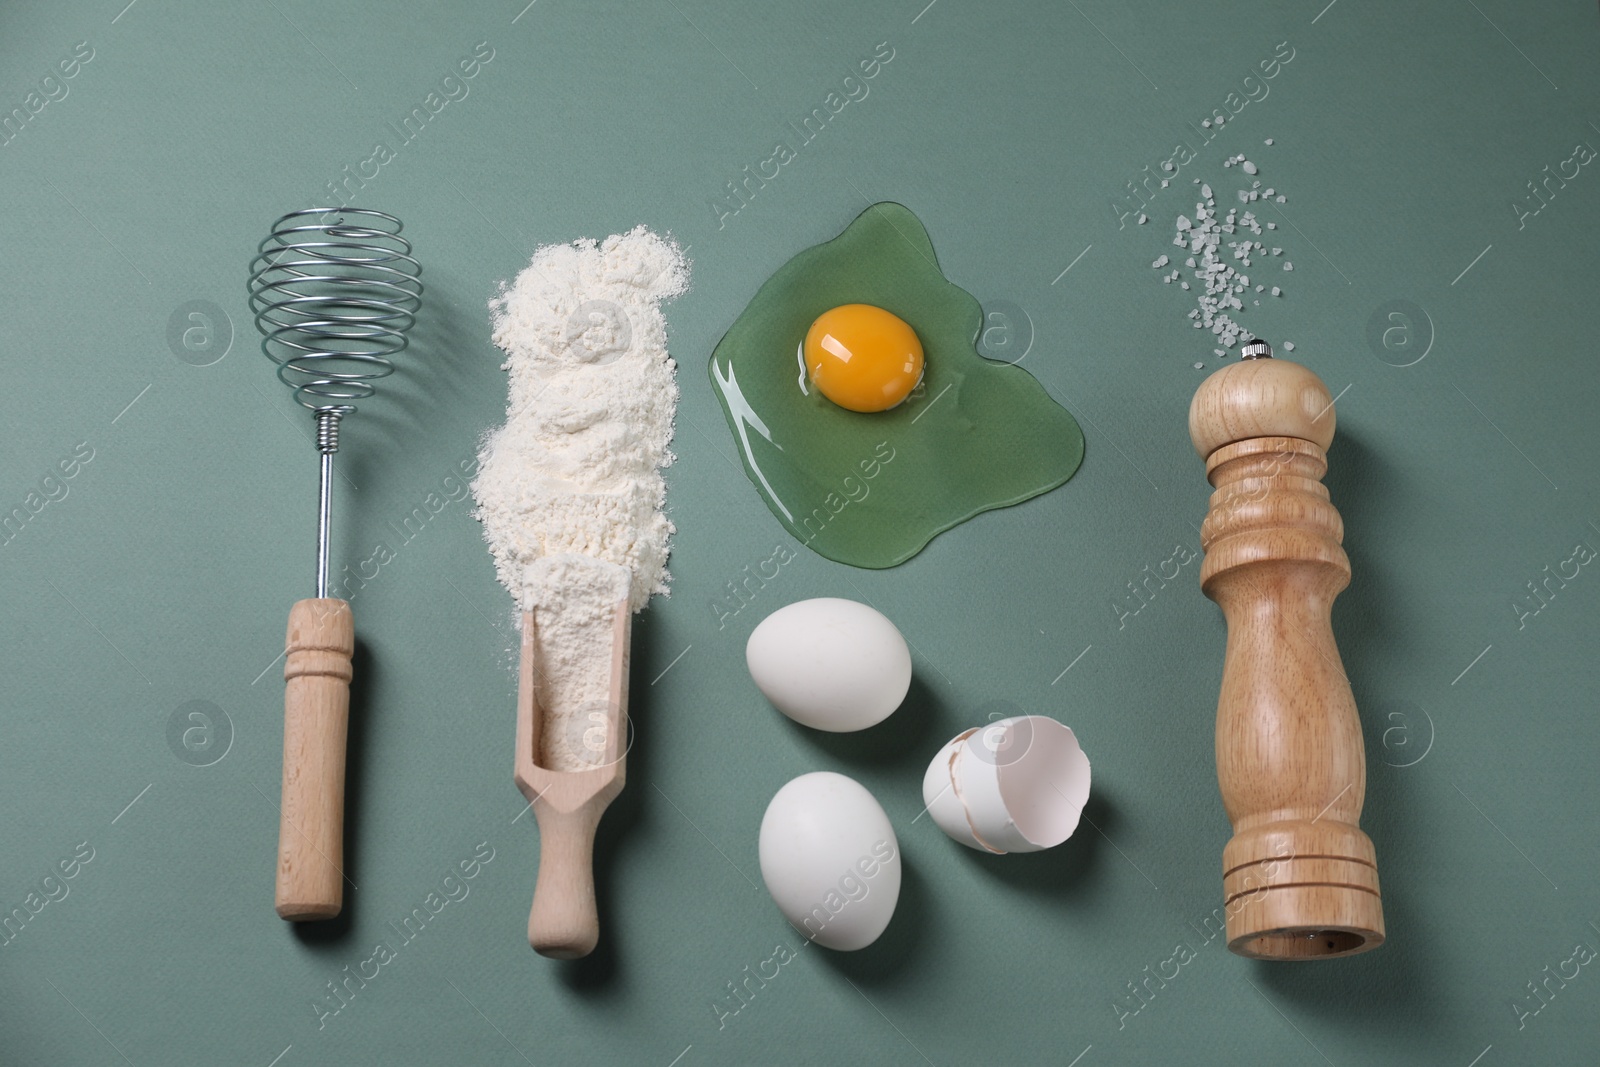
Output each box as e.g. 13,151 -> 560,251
1189,339 -> 1384,960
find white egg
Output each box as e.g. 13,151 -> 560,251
746,598 -> 912,732
758,772 -> 901,951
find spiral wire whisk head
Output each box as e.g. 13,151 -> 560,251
249,207 -> 422,415
249,207 -> 421,598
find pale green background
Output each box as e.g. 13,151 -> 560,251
1,1 -> 1598,1064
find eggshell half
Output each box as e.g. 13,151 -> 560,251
921,716 -> 1091,854
746,598 -> 912,732
758,771 -> 902,950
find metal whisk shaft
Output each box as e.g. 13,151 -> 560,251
314,409 -> 343,598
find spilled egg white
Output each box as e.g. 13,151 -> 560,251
746,598 -> 912,732
758,772 -> 901,951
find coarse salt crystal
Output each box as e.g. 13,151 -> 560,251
1242,161 -> 1258,175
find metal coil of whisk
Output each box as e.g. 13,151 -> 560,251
250,207 -> 422,410
249,207 -> 422,597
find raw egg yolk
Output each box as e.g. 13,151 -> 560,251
804,304 -> 924,413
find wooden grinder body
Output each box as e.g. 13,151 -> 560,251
1190,355 -> 1385,959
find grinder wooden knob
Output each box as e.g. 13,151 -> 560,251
1189,340 -> 1384,960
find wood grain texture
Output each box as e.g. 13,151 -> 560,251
276,597 -> 354,922
514,601 -> 631,959
1189,356 -> 1336,458
1191,363 -> 1385,961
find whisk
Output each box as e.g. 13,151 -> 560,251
249,207 -> 421,921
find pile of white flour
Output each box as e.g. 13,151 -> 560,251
472,226 -> 688,770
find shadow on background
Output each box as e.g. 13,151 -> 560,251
814,858 -> 932,987
782,673 -> 946,772
363,266 -> 484,442
1256,430 -> 1447,1044
291,635 -> 378,948
951,787 -> 1110,906
554,607 -> 663,992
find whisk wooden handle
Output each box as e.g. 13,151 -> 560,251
528,801 -> 603,959
1191,352 -> 1384,960
276,598 -> 354,921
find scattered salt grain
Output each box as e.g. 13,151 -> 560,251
1283,262 -> 1293,271
1282,341 -> 1295,352
1271,286 -> 1281,296
1242,161 -> 1258,175
1138,214 -> 1148,224
1264,138 -> 1274,145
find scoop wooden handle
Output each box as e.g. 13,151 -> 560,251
515,602 -> 630,959
275,597 -> 354,921
528,802 -> 603,959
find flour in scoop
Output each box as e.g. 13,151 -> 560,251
472,226 -> 688,769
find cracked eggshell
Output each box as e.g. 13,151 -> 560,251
758,772 -> 901,951
746,598 -> 912,732
921,716 -> 1091,854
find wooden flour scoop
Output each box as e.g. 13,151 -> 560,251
514,600 -> 631,959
